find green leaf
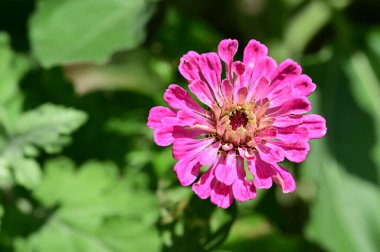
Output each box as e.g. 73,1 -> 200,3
16,158 -> 160,252
64,50 -> 162,95
0,32 -> 29,105
11,158 -> 41,189
2,103 -> 87,158
344,52 -> 380,181
283,0 -> 331,55
0,32 -> 30,134
304,140 -> 380,252
30,0 -> 156,67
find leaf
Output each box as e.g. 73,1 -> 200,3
11,158 -> 41,189
344,52 -> 380,179
0,32 -> 30,133
29,0 -> 156,67
16,158 -> 161,252
284,0 -> 331,54
64,50 -> 162,95
304,139 -> 380,252
0,32 -> 29,105
2,103 -> 88,158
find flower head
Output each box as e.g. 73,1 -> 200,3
148,39 -> 327,208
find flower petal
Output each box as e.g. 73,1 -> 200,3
198,141 -> 221,166
248,158 -> 274,189
192,165 -> 215,199
172,137 -> 215,160
268,59 -> 301,92
189,79 -> 217,108
272,115 -> 303,128
302,114 -> 327,139
267,82 -> 295,108
211,181 -> 233,208
272,164 -> 296,193
164,84 -> 207,115
199,53 -> 223,105
243,39 -> 268,70
292,75 -> 316,97
267,97 -> 311,117
268,140 -> 310,163
179,51 -> 200,82
174,157 -> 202,186
218,39 -> 238,65
148,106 -> 178,146
276,126 -> 309,141
215,150 -> 237,185
232,157 -> 256,201
221,79 -> 233,102
238,147 -> 256,161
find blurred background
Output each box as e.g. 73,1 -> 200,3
0,0 -> 379,251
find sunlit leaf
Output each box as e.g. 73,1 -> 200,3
2,103 -> 87,158
64,50 -> 162,95
284,0 -> 331,54
30,0 -> 156,67
304,139 -> 380,252
15,158 -> 161,252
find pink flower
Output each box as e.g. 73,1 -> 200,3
147,39 -> 327,208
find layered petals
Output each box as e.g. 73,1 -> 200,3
148,38 -> 326,208
174,157 -> 202,186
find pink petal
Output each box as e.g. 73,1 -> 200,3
218,39 -> 238,65
148,106 -> 178,146
292,75 -> 316,96
233,61 -> 246,76
243,39 -> 268,70
247,57 -> 277,97
250,76 -> 270,101
192,166 -> 215,199
268,140 -> 310,163
248,158 -> 274,189
172,137 -> 215,160
269,59 -> 301,92
211,181 -> 233,208
272,115 -> 303,128
197,142 -> 221,166
256,143 -> 285,164
176,110 -> 214,130
164,84 -> 207,115
243,40 -> 270,90
272,164 -> 296,193
189,79 -> 217,108
153,127 -> 175,146
199,53 -> 223,105
147,106 -> 176,129
215,150 -> 237,186
232,157 -> 256,201
276,126 -> 309,141
267,97 -> 311,117
174,157 -> 202,186
257,127 -> 277,139
302,114 -> 327,139
267,83 -> 295,108
171,126 -> 208,139
178,51 -> 200,82
238,147 -> 256,161
221,79 -> 233,102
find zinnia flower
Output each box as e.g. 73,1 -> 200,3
148,39 -> 326,208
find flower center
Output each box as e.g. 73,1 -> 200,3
229,111 -> 248,130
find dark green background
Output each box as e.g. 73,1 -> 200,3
0,0 -> 379,251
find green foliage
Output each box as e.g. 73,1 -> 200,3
30,0 -> 156,67
15,158 -> 160,252
0,104 -> 87,189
